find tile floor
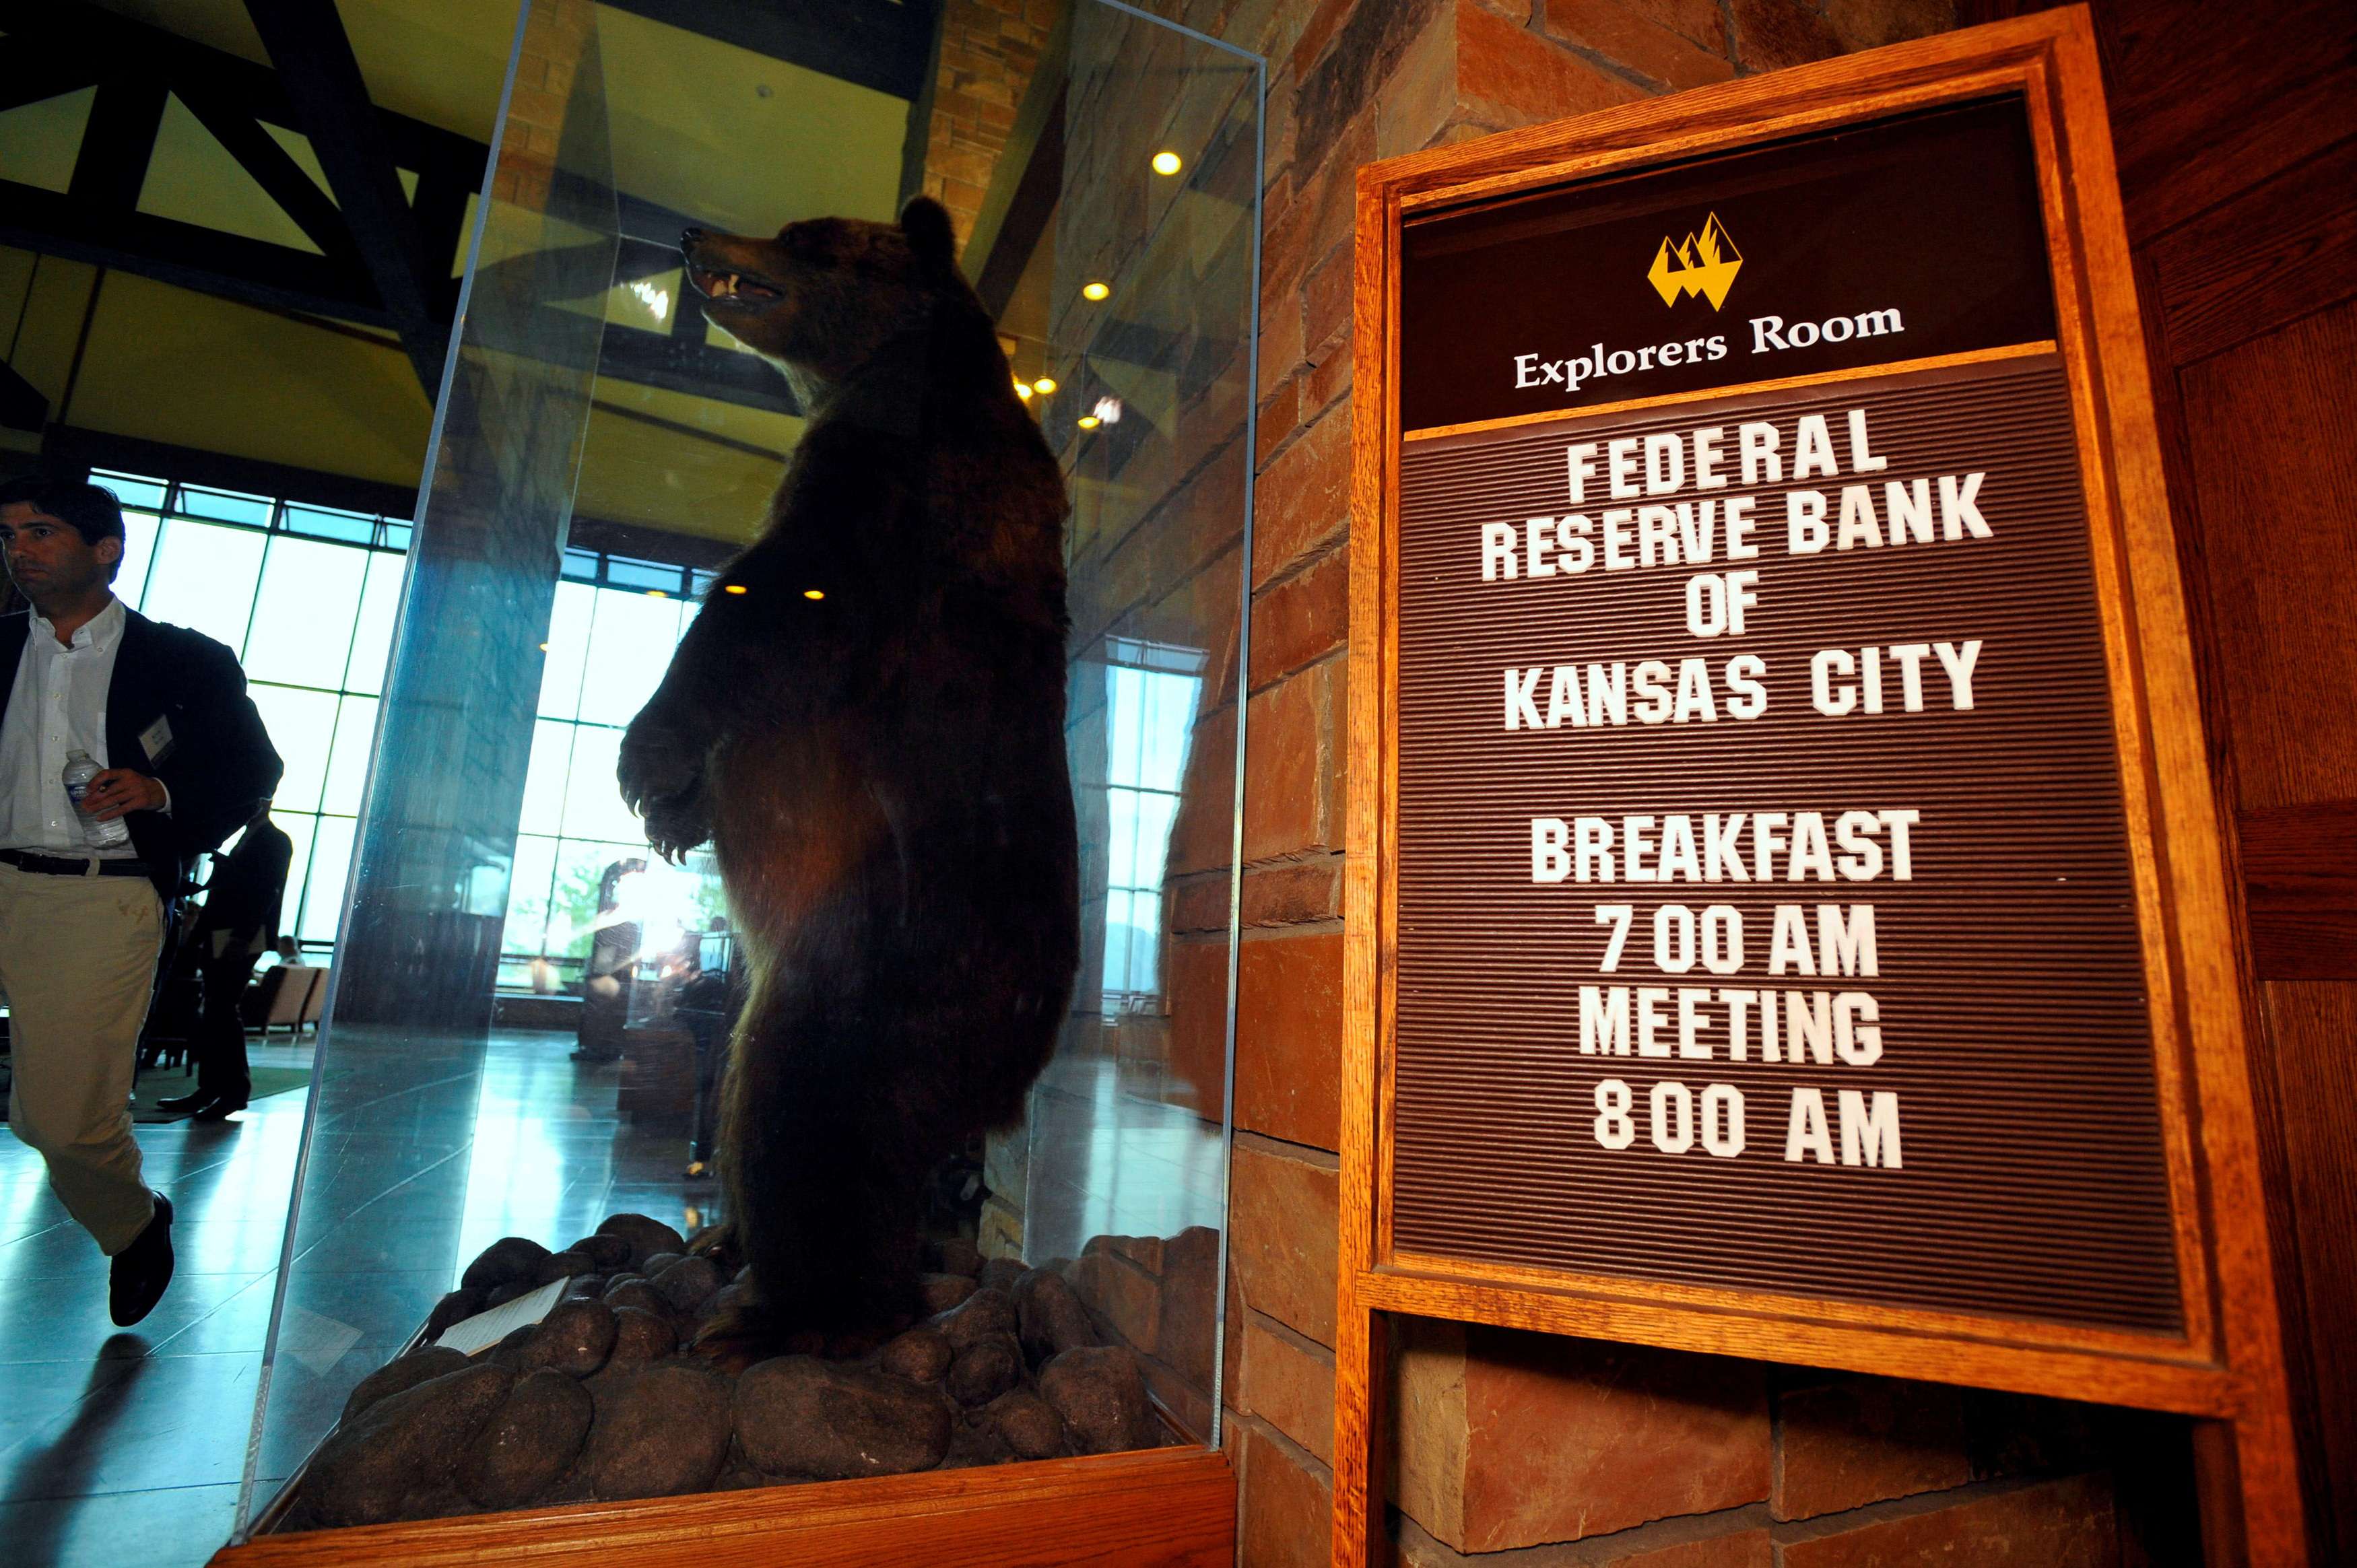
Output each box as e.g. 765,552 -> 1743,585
0,1027 -> 1227,1568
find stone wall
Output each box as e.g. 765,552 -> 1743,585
920,0 -> 1057,244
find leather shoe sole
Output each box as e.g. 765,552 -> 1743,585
192,1099 -> 248,1123
110,1194 -> 175,1326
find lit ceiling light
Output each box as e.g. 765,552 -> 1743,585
1092,395 -> 1123,425
803,588 -> 826,601
723,584 -> 747,595
1032,376 -> 1057,395
628,277 -> 671,321
646,589 -> 668,599
537,642 -> 550,651
1077,414 -> 1100,430
1014,380 -> 1034,401
1151,151 -> 1183,176
1082,281 -> 1110,302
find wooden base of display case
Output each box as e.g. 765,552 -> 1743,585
209,1446 -> 1234,1567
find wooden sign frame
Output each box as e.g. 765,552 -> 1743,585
1333,9 -> 2304,1564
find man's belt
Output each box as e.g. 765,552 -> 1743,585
0,848 -> 153,878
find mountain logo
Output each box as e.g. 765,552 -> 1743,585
1647,213 -> 1743,310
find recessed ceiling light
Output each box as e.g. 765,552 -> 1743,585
723,584 -> 747,595
646,589 -> 667,599
1151,151 -> 1182,176
1014,380 -> 1034,401
1077,415 -> 1100,430
803,588 -> 826,600
1032,376 -> 1057,395
1082,281 -> 1110,302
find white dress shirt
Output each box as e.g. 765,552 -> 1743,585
0,596 -> 142,858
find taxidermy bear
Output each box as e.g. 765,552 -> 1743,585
618,197 -> 1077,1348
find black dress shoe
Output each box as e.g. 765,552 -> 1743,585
192,1098 -> 247,1123
157,1090 -> 214,1114
110,1194 -> 175,1326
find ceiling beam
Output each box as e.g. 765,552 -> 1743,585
599,0 -> 938,101
0,361 -> 46,432
0,38 -> 99,115
240,0 -> 447,390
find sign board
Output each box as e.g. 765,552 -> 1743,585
1333,11 -> 2302,1565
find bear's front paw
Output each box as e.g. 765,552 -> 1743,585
618,723 -> 712,862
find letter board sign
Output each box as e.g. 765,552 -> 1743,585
1332,13 -> 2305,1566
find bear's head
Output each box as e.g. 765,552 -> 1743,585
682,198 -> 974,388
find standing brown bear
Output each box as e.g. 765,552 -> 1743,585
618,197 -> 1075,1350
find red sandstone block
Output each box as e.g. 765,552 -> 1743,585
1779,1474 -> 2119,1567
1073,1248 -> 1162,1351
1307,331 -> 1355,414
1165,704 -> 1237,877
1774,1376 -> 1970,1521
1229,1139 -> 1340,1343
1166,871 -> 1228,936
1379,3 -> 1460,158
1242,1311 -> 1337,1464
1455,0 -> 1642,129
1244,857 -> 1344,926
1393,1320 -> 1771,1553
1542,0 -> 1736,91
1234,928 -> 1344,1149
1252,405 -> 1352,586
1728,0 -> 1844,73
1242,660 -> 1341,861
1155,1224 -> 1222,1386
1164,933 -> 1229,1117
1397,1517 -> 1772,1566
1289,0 -> 1361,76
1252,545 -> 1350,690
1824,0 -> 1952,50
1240,1422 -> 1333,1568
1258,375 -> 1303,471
1303,243 -> 1355,364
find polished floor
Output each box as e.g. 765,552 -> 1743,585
0,1026 -> 1225,1568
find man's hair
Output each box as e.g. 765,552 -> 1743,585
0,473 -> 128,580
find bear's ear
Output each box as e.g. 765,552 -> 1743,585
899,197 -> 958,271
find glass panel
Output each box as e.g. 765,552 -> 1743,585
242,536 -> 370,684
517,718 -> 576,837
534,579 -> 595,719
572,584 -> 683,727
174,482 -> 274,526
246,683 -> 337,813
115,509 -> 161,610
321,695 -> 379,816
502,832 -> 561,958
284,502 -> 380,545
343,552 -> 407,693
240,0 -> 619,1532
140,518 -> 265,649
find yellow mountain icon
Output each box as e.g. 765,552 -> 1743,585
1647,213 -> 1743,309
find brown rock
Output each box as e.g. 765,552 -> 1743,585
535,1249 -> 597,1286
341,1347 -> 469,1425
1155,1226 -> 1222,1385
457,1369 -> 593,1511
640,1252 -> 687,1279
568,1233 -> 635,1271
562,1274 -> 609,1303
947,1334 -> 1024,1407
461,1236 -> 552,1292
609,1305 -> 678,1367
878,1326 -> 954,1384
486,1323 -> 540,1370
977,1257 -> 1026,1295
1014,1268 -> 1097,1365
651,1255 -> 724,1313
603,1279 -> 671,1320
984,1390 -> 1067,1460
424,1288 -> 487,1340
308,1363 -> 515,1527
733,1357 -> 953,1480
1038,1347 -> 1154,1456
595,1213 -> 687,1270
482,1280 -> 533,1309
583,1363 -> 732,1500
519,1299 -> 618,1378
919,1272 -> 977,1314
934,1287 -> 1018,1348
930,1237 -> 984,1278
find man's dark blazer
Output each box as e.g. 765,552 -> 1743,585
0,605 -> 285,900
195,815 -> 292,950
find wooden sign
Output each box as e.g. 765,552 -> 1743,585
1334,10 -> 2304,1565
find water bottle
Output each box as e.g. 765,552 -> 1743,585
63,750 -> 131,849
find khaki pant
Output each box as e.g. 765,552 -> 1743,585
1,861 -> 164,1254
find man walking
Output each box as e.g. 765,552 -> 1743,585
0,473 -> 282,1326
159,802 -> 292,1122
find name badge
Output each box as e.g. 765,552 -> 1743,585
139,715 -> 174,763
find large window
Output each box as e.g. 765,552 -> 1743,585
1100,638 -> 1202,1011
90,468 -> 409,951
497,551 -> 724,990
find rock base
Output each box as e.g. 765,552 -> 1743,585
276,1215 -> 1172,1530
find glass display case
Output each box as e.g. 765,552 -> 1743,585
226,0 -> 1261,1549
